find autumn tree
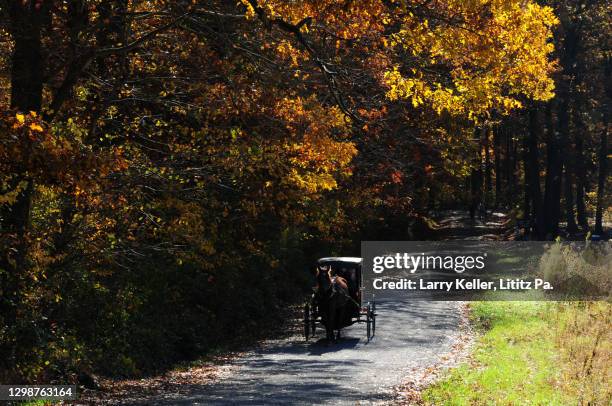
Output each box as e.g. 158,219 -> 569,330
1,0 -> 594,383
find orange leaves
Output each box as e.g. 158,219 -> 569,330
12,111 -> 44,134
243,0 -> 387,40
29,123 -> 44,132
390,170 -> 403,184
0,109 -> 130,218
272,96 -> 357,193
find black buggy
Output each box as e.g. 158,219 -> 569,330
303,257 -> 376,341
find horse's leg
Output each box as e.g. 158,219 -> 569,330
325,301 -> 334,341
328,299 -> 338,342
336,300 -> 347,341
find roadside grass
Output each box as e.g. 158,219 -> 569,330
422,301 -> 611,405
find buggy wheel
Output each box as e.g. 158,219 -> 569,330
304,303 -> 310,341
310,306 -> 316,337
371,301 -> 376,337
366,304 -> 372,340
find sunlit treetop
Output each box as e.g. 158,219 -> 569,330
241,0 -> 558,122
384,0 -> 558,120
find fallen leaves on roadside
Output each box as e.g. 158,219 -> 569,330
393,302 -> 476,405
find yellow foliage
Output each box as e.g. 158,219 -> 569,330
0,180 -> 28,205
273,96 -> 357,192
383,0 -> 558,121
29,123 -> 43,132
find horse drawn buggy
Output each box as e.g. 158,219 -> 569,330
304,257 -> 376,341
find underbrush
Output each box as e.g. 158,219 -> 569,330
1,253 -> 312,384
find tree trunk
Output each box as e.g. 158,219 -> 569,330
484,126 -> 492,200
594,127 -> 609,235
0,1 -> 47,370
595,57 -> 611,235
4,1 -> 45,242
506,123 -> 516,203
2,3 -> 46,267
556,19 -> 580,235
558,97 -> 579,234
572,88 -> 590,232
574,131 -> 589,231
504,126 -> 511,200
527,107 -> 544,238
543,101 -> 562,237
522,125 -> 531,226
494,125 -> 502,208
469,128 -> 484,217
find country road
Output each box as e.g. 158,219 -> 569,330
122,211 -> 506,405
144,301 -> 464,405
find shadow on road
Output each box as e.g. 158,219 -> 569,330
128,299 -> 461,405
307,338 -> 361,355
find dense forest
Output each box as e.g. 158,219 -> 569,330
0,0 -> 609,383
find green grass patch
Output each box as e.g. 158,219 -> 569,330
422,301 -> 610,405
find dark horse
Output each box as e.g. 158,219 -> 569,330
315,265 -> 352,342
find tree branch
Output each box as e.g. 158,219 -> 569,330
246,0 -> 363,124
47,12 -> 190,120
96,12 -> 189,57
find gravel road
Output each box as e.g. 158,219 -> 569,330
146,300 -> 464,405
127,211 -> 502,405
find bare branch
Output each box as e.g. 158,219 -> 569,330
96,13 -> 190,57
